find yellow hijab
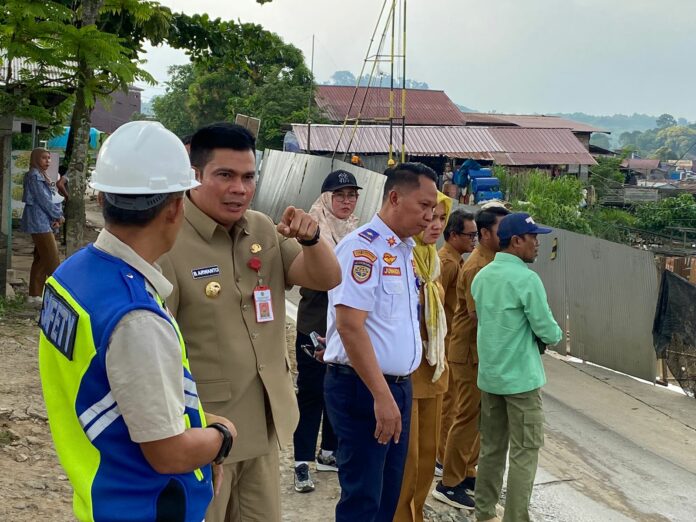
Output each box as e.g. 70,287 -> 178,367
413,191 -> 453,382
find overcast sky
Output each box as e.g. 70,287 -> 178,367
140,0 -> 696,120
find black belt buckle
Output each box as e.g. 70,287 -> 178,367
329,364 -> 409,383
384,373 -> 410,384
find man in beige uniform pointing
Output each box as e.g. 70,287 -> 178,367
160,123 -> 341,521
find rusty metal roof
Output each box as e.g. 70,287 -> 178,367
459,112 -> 512,126
315,85 -> 467,126
292,124 -> 597,166
487,114 -> 607,134
621,159 -> 661,170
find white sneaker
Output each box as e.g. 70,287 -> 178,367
27,296 -> 42,308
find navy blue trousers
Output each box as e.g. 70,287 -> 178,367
324,366 -> 412,522
293,332 -> 338,461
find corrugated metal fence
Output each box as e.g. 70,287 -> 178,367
253,150 -> 385,225
533,230 -> 659,382
254,154 -> 659,382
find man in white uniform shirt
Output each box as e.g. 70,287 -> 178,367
323,163 -> 439,522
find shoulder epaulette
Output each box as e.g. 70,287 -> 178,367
358,228 -> 380,243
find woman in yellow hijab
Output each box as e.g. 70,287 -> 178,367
395,191 -> 453,522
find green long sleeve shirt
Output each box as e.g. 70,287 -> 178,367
471,252 -> 562,395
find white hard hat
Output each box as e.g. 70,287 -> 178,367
90,121 -> 199,195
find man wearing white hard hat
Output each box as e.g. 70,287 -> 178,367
159,122 -> 342,522
38,121 -> 237,522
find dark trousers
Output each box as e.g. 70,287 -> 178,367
293,332 -> 337,461
324,365 -> 412,522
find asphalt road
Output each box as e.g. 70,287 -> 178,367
535,355 -> 696,522
285,291 -> 696,521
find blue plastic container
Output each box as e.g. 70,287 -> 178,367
472,177 -> 500,193
469,168 -> 493,180
475,190 -> 504,204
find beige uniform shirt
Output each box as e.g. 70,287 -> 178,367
438,241 -> 463,353
95,230 -> 186,444
159,197 -> 302,462
448,243 -> 495,364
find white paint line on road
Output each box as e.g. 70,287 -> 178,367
546,349 -> 688,396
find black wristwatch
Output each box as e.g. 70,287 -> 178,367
298,226 -> 321,247
207,423 -> 233,465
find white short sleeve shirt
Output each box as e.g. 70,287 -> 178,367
324,214 -> 422,376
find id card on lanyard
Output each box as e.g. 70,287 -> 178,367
253,286 -> 274,323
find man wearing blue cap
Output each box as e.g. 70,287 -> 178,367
470,213 -> 562,522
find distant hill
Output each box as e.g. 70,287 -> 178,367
551,113 -> 658,146
456,104 -> 477,113
323,70 -> 429,90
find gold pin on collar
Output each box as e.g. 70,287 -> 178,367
205,281 -> 221,298
250,243 -> 262,254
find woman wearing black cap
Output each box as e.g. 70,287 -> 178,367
293,169 -> 362,493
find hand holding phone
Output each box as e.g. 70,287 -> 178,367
305,331 -> 326,362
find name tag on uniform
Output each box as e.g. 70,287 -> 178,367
191,265 -> 220,279
253,286 -> 274,323
40,285 -> 78,360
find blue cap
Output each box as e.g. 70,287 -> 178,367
497,212 -> 552,241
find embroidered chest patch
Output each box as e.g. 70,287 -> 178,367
383,253 -> 397,265
353,249 -> 378,263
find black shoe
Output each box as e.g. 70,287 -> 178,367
431,480 -> 475,510
462,476 -> 476,497
316,452 -> 338,472
293,463 -> 315,493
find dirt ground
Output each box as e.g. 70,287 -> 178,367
0,196 -> 468,521
0,309 -> 336,521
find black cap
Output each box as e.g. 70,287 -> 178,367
321,170 -> 363,193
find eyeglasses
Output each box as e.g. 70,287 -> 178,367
459,232 -> 478,239
332,191 -> 359,202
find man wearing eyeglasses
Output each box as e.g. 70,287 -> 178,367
433,205 -> 510,511
436,210 -> 477,472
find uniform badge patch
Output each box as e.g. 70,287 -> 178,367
192,265 -> 220,279
351,260 -> 373,284
383,267 -> 401,276
387,236 -> 397,247
358,228 -> 380,243
40,285 -> 78,361
353,249 -> 378,263
382,253 -> 397,265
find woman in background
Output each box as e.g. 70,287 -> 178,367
394,191 -> 452,521
293,169 -> 362,493
21,148 -> 64,305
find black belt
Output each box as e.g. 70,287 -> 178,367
327,363 -> 411,384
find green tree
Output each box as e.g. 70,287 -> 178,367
590,133 -> 612,150
589,155 -> 625,198
155,16 -> 318,149
59,0 -> 171,254
0,1 -> 74,124
655,126 -> 696,158
635,194 -> 696,232
495,168 -> 591,234
656,113 -> 677,128
652,146 -> 677,161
